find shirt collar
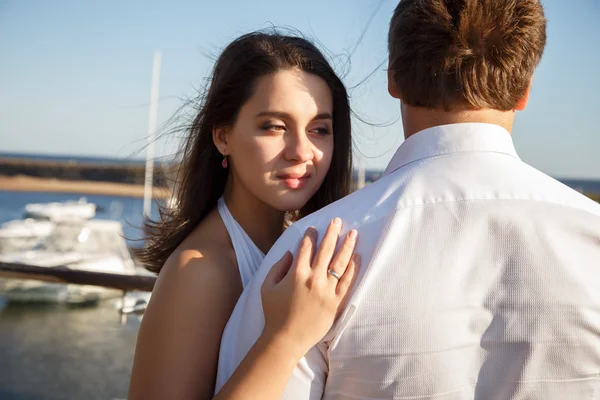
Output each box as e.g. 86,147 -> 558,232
383,122 -> 520,177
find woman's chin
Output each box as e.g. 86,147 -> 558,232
269,190 -> 315,212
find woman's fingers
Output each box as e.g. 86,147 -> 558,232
336,253 -> 361,298
327,229 -> 358,283
294,227 -> 318,273
293,220 -> 358,291
312,218 -> 342,273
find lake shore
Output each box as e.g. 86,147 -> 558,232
0,176 -> 170,199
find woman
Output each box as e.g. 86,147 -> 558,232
129,31 -> 358,399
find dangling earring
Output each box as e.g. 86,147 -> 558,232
222,155 -> 228,169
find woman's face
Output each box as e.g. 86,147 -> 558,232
219,69 -> 335,212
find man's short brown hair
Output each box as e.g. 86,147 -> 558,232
388,0 -> 547,111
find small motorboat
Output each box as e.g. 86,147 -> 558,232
24,198 -> 96,221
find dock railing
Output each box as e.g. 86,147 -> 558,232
0,261 -> 156,292
0,261 -> 156,323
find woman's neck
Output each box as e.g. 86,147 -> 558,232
223,180 -> 285,255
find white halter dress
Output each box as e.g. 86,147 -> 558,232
216,197 -> 265,288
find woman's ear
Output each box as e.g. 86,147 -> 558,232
212,127 -> 228,156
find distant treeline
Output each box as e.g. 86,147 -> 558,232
0,157 -> 171,187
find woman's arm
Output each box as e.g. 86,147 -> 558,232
215,219 -> 360,399
129,218 -> 358,400
128,247 -> 243,399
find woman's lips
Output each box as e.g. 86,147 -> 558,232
282,177 -> 308,189
278,173 -> 311,189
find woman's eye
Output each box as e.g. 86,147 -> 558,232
311,127 -> 331,136
262,124 -> 286,132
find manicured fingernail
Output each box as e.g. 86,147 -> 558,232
353,254 -> 361,264
333,218 -> 342,227
305,226 -> 316,235
348,229 -> 357,240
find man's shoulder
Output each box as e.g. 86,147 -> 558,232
511,162 -> 600,218
292,175 -> 398,233
412,152 -> 600,218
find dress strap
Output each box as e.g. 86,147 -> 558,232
216,197 -> 265,288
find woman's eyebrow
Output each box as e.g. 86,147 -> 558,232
256,111 -> 333,121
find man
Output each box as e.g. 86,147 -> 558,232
216,0 -> 600,398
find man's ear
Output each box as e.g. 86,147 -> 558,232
387,67 -> 401,99
514,79 -> 533,111
212,127 -> 228,155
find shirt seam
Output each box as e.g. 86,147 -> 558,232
385,149 -> 520,177
293,194 -> 600,238
375,195 -> 600,222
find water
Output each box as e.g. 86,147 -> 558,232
0,301 -> 140,400
0,190 -> 157,399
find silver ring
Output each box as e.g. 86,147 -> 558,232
327,269 -> 341,281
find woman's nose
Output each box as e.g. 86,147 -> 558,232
284,132 -> 314,163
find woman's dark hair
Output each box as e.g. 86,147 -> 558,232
136,31 -> 353,274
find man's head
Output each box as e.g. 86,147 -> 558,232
388,0 -> 546,130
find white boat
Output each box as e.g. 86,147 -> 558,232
0,219 -> 55,253
0,219 -> 137,304
25,198 -> 96,221
0,198 -> 98,254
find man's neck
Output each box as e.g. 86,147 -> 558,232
401,104 -> 516,140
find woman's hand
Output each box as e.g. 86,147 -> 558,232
214,219 -> 359,400
260,218 -> 360,359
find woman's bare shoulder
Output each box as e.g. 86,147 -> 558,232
158,208 -> 239,292
146,208 -> 242,330
129,209 -> 242,399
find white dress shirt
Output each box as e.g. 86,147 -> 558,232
215,123 -> 600,399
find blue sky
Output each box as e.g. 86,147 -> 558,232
0,0 -> 599,178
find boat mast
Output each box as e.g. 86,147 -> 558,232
143,51 -> 162,218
